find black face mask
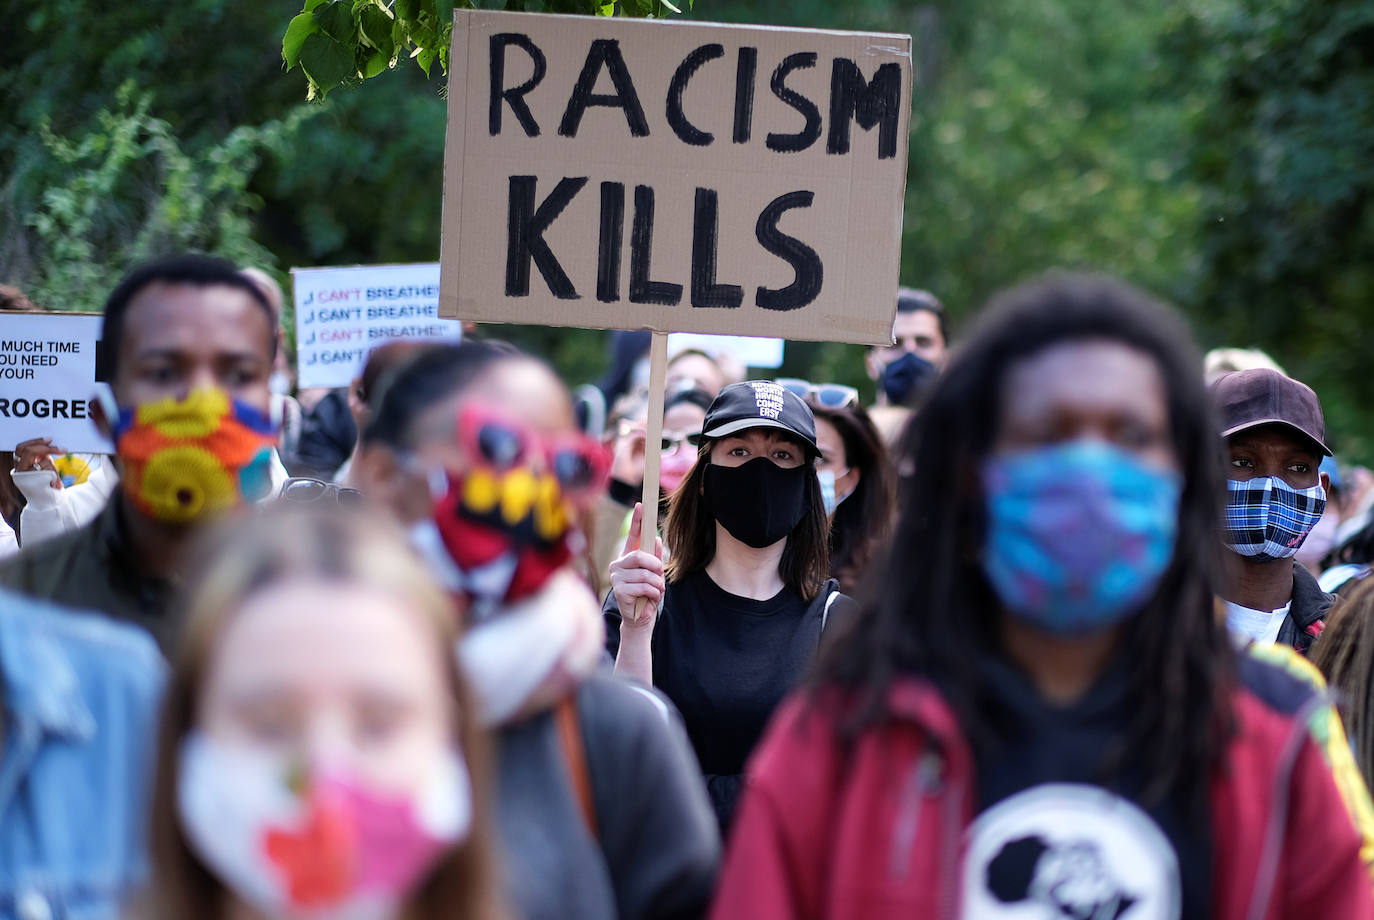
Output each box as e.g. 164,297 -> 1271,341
880,351 -> 937,406
703,457 -> 810,548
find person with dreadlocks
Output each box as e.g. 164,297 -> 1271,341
709,274 -> 1374,920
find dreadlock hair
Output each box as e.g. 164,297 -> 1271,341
1311,579 -> 1374,790
816,271 -> 1234,812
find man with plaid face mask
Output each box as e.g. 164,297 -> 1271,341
1213,369 -> 1334,654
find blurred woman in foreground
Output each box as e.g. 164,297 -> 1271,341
145,505 -> 502,920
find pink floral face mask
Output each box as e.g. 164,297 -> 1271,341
177,733 -> 471,920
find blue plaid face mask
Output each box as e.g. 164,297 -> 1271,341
1222,477 -> 1326,561
981,441 -> 1182,635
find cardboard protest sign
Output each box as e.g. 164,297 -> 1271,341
291,263 -> 462,389
0,312 -> 111,454
441,11 -> 912,346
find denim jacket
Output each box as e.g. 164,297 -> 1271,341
0,590 -> 164,920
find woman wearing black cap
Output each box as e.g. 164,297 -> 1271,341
603,381 -> 849,833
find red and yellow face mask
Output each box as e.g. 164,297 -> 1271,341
431,403 -> 609,610
112,388 -> 278,525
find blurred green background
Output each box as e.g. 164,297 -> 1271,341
4,0 -> 1372,459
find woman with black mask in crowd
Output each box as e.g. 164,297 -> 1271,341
606,381 -> 851,832
354,341 -> 719,920
776,381 -> 895,596
710,275 -> 1373,919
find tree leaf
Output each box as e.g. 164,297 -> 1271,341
417,45 -> 437,76
436,0 -> 457,26
303,0 -> 330,11
312,0 -> 356,43
360,5 -> 394,57
395,0 -> 419,20
282,12 -> 320,68
364,49 -> 388,78
299,32 -> 355,93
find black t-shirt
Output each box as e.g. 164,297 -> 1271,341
604,569 -> 835,828
963,652 -> 1210,920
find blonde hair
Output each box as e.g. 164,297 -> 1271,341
145,504 -> 503,920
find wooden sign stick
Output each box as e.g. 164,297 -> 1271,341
633,330 -> 669,623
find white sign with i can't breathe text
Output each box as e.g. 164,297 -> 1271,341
291,263 -> 462,389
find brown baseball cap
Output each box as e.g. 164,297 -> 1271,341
1211,368 -> 1331,456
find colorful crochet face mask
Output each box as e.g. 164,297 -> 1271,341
111,388 -> 278,524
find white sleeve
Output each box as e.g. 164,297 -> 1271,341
0,516 -> 17,559
14,457 -> 118,547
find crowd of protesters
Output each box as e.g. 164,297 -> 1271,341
2,255 -> 1374,919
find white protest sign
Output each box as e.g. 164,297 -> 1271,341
441,11 -> 912,345
291,263 -> 462,389
0,312 -> 111,454
668,333 -> 784,369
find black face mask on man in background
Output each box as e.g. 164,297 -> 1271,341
880,351 -> 938,407
703,457 -> 810,548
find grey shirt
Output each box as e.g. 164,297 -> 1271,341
495,672 -> 720,920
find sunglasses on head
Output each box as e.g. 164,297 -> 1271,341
279,477 -> 364,506
775,378 -> 860,409
460,404 -> 610,498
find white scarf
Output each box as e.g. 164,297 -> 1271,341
457,569 -> 605,727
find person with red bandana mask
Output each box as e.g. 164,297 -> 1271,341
0,254 -> 282,653
353,341 -> 719,920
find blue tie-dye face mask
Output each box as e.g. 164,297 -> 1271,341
980,441 -> 1182,635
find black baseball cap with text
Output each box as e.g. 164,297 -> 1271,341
700,381 -> 819,453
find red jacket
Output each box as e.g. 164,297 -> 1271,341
711,665 -> 1374,920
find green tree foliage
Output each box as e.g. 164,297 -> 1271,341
1167,0 -> 1374,460
696,0 -> 1206,399
283,0 -> 688,100
14,0 -> 1371,460
19,83 -> 309,314
1,0 -> 450,311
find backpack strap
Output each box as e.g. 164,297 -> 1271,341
821,590 -> 839,633
818,577 -> 843,634
554,694 -> 599,840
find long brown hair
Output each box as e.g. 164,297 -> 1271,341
664,436 -> 830,601
144,505 -> 504,920
1312,579 -> 1374,790
808,400 -> 895,596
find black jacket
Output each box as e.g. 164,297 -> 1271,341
0,495 -> 173,651
496,673 -> 720,920
1277,562 -> 1335,656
